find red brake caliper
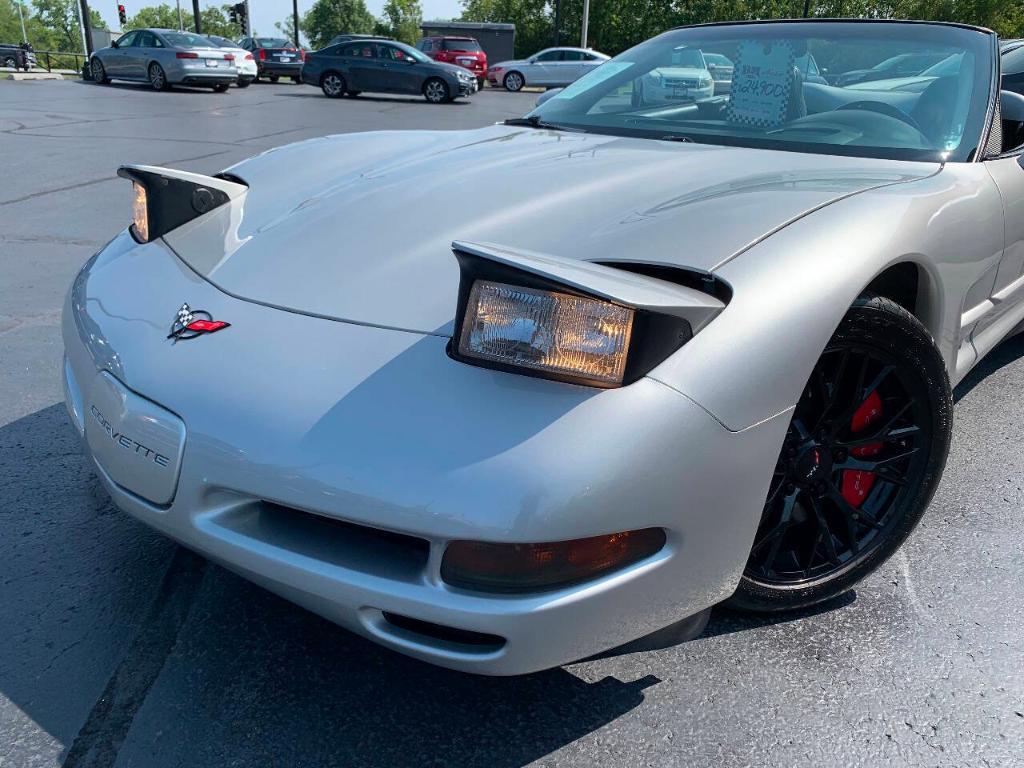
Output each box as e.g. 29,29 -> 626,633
841,390 -> 883,507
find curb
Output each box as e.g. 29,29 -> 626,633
5,71 -> 64,81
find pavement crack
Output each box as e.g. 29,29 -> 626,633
0,149 -> 230,206
61,547 -> 207,768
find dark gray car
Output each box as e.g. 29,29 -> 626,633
301,40 -> 476,103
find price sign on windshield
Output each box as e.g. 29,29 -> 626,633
726,40 -> 795,128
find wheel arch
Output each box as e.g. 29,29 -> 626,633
860,258 -> 943,345
648,178 -> 978,433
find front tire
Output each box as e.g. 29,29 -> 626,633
3,55 -> 17,68
320,71 -> 345,98
729,294 -> 952,612
503,71 -> 524,91
423,77 -> 449,103
148,62 -> 169,91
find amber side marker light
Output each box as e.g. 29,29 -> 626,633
131,181 -> 149,242
441,529 -> 667,593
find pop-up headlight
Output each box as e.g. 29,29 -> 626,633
117,165 -> 247,243
450,241 -> 727,388
459,280 -> 634,386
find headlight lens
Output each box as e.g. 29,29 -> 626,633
457,280 -> 634,386
131,182 -> 149,242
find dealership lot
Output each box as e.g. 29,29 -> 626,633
2,78 -> 1023,767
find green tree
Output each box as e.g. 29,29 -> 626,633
31,0 -> 105,51
302,0 -> 376,49
274,15 -> 301,45
460,0 -> 551,57
378,0 -> 422,44
200,5 -> 243,38
125,3 -> 179,30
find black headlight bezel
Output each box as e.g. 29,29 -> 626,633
117,166 -> 233,244
448,248 -> 694,389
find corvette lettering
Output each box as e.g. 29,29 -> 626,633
89,405 -> 171,467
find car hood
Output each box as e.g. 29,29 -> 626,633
167,125 -> 936,336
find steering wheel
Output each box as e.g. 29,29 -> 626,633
836,100 -> 925,134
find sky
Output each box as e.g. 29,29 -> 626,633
92,0 -> 466,41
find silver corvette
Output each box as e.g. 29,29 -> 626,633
65,20 -> 1024,675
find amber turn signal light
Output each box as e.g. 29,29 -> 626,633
441,529 -> 666,593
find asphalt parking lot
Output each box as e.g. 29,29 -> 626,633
2,77 -> 1023,768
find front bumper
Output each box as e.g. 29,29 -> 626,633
455,77 -> 477,96
62,232 -> 787,675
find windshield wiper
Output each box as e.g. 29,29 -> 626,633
502,116 -> 585,132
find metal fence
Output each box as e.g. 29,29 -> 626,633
33,50 -> 88,73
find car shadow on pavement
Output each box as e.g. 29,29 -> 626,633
71,80 -> 226,95
275,91 -> 471,106
0,404 -> 657,768
953,332 -> 1024,402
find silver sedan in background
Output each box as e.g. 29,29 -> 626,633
488,47 -> 609,91
90,29 -> 238,92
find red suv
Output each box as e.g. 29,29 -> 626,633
416,36 -> 487,89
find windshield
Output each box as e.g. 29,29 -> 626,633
163,31 -> 213,48
256,38 -> 292,48
443,39 -> 482,51
530,22 -> 995,162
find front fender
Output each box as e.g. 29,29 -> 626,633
647,163 -> 1002,432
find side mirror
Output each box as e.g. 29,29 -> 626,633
820,67 -> 829,75
528,58 -> 537,64
1000,89 -> 1024,124
111,40 -> 119,48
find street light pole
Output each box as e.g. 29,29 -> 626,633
803,0 -> 811,17
293,0 -> 300,46
193,0 -> 202,33
176,0 -> 184,31
553,0 -> 561,46
580,0 -> 589,48
17,0 -> 27,43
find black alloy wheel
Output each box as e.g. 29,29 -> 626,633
730,294 -> 952,612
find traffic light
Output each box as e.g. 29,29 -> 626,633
117,3 -> 126,25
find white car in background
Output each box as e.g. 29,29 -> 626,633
206,34 -> 257,87
636,45 -> 714,105
488,47 -> 609,91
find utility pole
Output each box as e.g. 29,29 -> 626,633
244,0 -> 251,36
802,0 -> 811,17
78,0 -> 93,55
580,0 -> 589,48
553,0 -> 561,46
176,0 -> 183,30
292,0 -> 300,46
17,0 -> 27,43
193,0 -> 202,33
